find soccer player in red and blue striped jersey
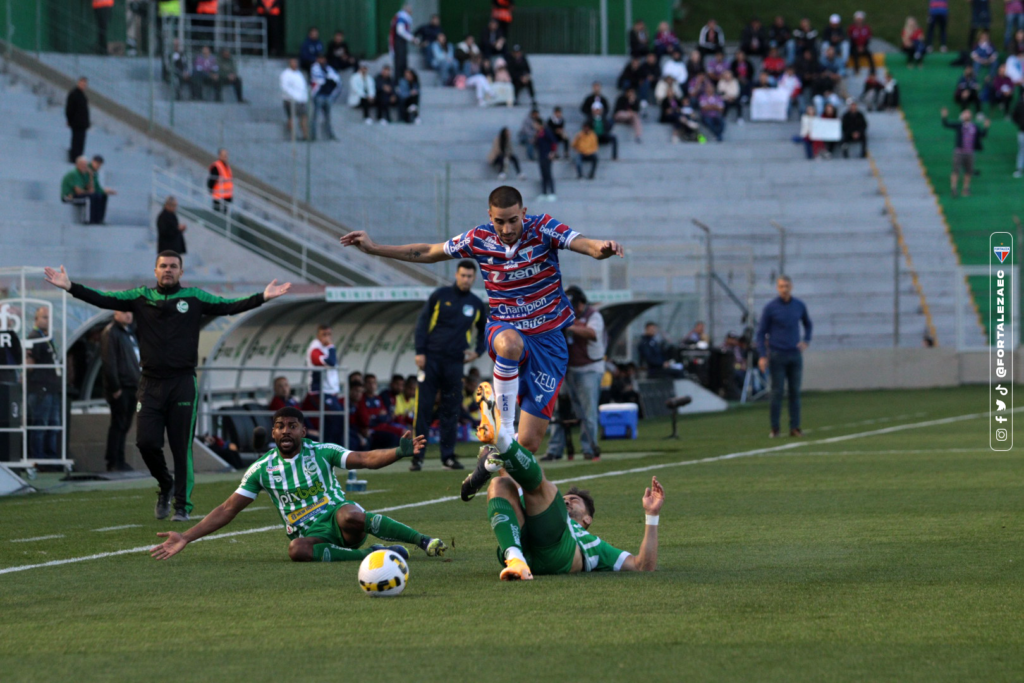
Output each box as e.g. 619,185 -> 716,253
340,186 -> 623,498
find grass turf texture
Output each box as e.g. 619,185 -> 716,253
1,386 -> 1020,682
889,53 -> 1022,341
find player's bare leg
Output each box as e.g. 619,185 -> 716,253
486,476 -> 534,581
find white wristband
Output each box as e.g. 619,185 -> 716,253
645,514 -> 659,526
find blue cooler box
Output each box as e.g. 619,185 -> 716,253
599,403 -> 639,440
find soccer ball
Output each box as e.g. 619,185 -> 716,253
358,549 -> 409,597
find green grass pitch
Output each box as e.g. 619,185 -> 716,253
1,386 -> 1020,682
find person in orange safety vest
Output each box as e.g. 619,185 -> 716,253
207,147 -> 233,213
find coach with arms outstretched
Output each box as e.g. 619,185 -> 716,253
45,252 -> 290,521
756,275 -> 812,438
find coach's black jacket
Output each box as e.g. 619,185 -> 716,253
100,320 -> 142,397
414,285 -> 487,360
69,282 -> 265,379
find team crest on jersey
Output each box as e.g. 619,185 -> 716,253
176,300 -> 189,313
463,304 -> 474,317
302,456 -> 317,473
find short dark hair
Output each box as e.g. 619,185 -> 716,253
488,185 -> 523,210
92,154 -> 104,164
156,250 -> 183,267
273,406 -> 305,423
457,259 -> 477,272
644,320 -> 657,328
391,373 -> 404,383
405,374 -> 418,385
566,486 -> 595,518
365,373 -> 377,382
317,324 -> 331,332
350,380 -> 364,389
565,285 -> 587,305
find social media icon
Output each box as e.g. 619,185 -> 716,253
996,415 -> 1007,423
996,384 -> 1008,396
996,399 -> 1007,411
996,428 -> 1008,442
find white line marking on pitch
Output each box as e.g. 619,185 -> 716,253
0,408 -> 1007,575
10,535 -> 65,543
92,524 -> 143,532
802,412 -> 927,435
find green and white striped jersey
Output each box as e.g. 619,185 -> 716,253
235,439 -> 357,539
568,518 -> 631,572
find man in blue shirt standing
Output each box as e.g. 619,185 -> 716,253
756,276 -> 812,437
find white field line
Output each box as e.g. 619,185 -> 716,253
92,525 -> 143,532
802,412 -> 928,435
9,534 -> 65,543
0,408 -> 1006,576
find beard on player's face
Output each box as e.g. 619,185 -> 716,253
273,418 -> 305,456
490,205 -> 525,245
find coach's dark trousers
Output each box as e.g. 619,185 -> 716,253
768,349 -> 802,432
414,355 -> 464,463
105,388 -> 137,470
69,127 -> 87,162
136,374 -> 198,513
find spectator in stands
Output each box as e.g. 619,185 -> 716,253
654,21 -> 681,57
216,49 -> 246,103
705,50 -> 729,84
168,40 -> 199,101
763,47 -> 786,79
778,67 -> 803,114
534,117 -> 558,200
389,4 -> 417,76
954,66 -> 982,112
156,196 -> 187,255
347,380 -> 367,450
814,88 -> 843,116
88,154 -> 115,219
256,0 -> 284,56
717,71 -> 742,121
621,19 -> 646,57
26,306 -> 61,459
379,374 -> 404,410
618,56 -> 646,93
375,65 -> 399,124
299,27 -> 324,74
614,88 -> 643,142
842,101 -> 868,158
968,0 -> 993,48
755,71 -> 776,90
789,18 -> 819,64
489,127 -> 526,179
1012,94 -> 1024,177
304,324 -> 343,444
730,50 -> 756,100
970,31 -> 999,78
491,0 -> 514,35
641,52 -> 662,103
821,102 -> 840,156
665,92 -> 701,143
926,0 -> 950,52
698,19 -> 725,56
757,275 -> 812,438
193,46 -> 218,101
280,58 -> 310,141
1005,0 -> 1024,49
547,106 -> 570,157
93,0 -> 112,55
456,34 -> 482,74
65,76 -> 90,163
990,63 -> 1015,113
799,105 -> 818,159
611,362 -> 642,406
903,17 -> 926,67
508,45 -> 536,106
638,322 -> 680,378
519,107 -> 541,160
699,80 -> 726,141
327,31 -> 358,73
580,81 -> 610,116
348,64 -> 376,123
357,374 -> 406,450
741,17 -> 768,57
268,376 -> 299,411
397,68 -> 421,124
60,156 -> 103,224
655,74 -> 683,105
821,45 -> 848,80
587,100 -> 619,160
492,56 -> 516,103
848,11 -> 875,74
572,122 -> 600,179
1009,27 -> 1024,55
662,49 -> 689,87
941,107 -> 989,196
432,33 -> 458,85
207,148 -> 233,213
480,19 -> 507,60
768,15 -> 792,53
466,55 -> 497,106
310,54 -> 341,140
821,14 -> 849,62
394,375 -> 418,425
416,15 -> 444,66
684,49 -> 705,85
682,321 -> 708,345
101,310 -> 139,472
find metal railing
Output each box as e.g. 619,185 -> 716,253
160,14 -> 267,59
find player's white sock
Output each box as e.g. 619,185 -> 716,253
504,547 -> 527,564
492,356 -> 519,453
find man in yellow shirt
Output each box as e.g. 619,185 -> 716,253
571,122 -> 599,180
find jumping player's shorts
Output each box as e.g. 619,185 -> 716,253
496,492 -> 577,575
485,321 -> 568,420
297,501 -> 364,547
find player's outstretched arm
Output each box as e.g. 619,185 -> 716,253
339,231 -> 450,264
150,493 -> 252,560
622,476 -> 664,572
44,265 -> 137,311
345,432 -> 426,469
568,237 -> 625,261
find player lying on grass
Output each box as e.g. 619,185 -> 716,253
340,185 -> 623,487
150,407 -> 448,563
470,438 -> 663,580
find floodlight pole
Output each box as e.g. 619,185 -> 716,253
693,219 -> 714,345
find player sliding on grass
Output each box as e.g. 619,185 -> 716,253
481,449 -> 663,579
340,185 -> 624,502
150,407 -> 447,563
